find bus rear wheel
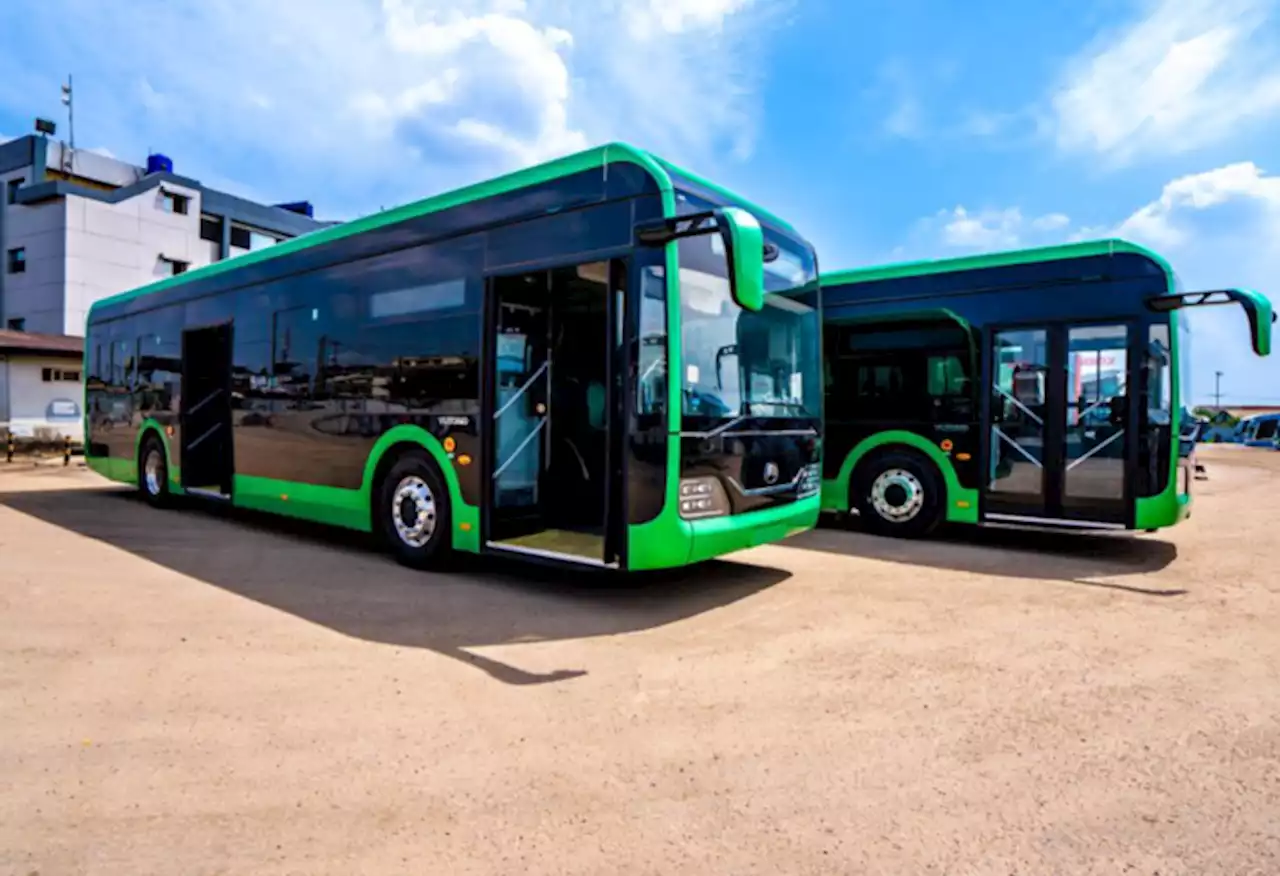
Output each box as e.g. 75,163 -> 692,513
852,450 -> 944,538
137,435 -> 171,508
376,452 -> 453,570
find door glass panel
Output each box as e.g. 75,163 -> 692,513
493,281 -> 548,511
1064,324 -> 1128,502
989,329 -> 1048,502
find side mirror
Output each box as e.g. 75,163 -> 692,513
1146,288 -> 1274,357
714,207 -> 765,312
1238,291 -> 1274,357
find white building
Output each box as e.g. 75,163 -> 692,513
0,328 -> 84,442
0,134 -> 327,337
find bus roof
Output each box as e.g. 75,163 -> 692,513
821,238 -> 1175,287
88,142 -> 795,319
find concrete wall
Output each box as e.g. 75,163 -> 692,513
3,198 -> 68,335
44,141 -> 141,187
64,181 -> 207,335
0,354 -> 83,441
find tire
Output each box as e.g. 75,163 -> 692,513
851,450 -> 944,539
375,452 -> 453,569
137,435 -> 172,508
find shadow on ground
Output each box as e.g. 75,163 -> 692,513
0,487 -> 790,686
786,515 -> 1183,597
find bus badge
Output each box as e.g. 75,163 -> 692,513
763,462 -> 780,485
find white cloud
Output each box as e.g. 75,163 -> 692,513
0,0 -> 777,217
1051,0 -> 1280,163
1116,161 -> 1280,248
627,0 -> 754,39
909,206 -> 1072,253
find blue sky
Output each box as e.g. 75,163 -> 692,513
2,0 -> 1279,405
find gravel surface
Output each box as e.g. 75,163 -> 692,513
1,445 -> 1277,875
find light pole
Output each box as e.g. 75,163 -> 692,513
1214,370 -> 1224,410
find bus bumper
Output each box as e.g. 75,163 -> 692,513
685,493 -> 821,566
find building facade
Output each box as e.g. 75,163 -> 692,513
0,135 -> 327,337
0,328 -> 84,441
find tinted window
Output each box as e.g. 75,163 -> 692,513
135,307 -> 184,416
827,317 -> 976,423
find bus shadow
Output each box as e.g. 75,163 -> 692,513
0,487 -> 790,686
789,516 -> 1183,597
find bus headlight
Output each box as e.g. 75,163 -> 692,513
679,477 -> 730,519
797,463 -> 821,497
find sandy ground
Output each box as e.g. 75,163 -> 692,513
1,445 -> 1278,875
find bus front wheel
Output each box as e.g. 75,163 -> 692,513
376,452 -> 453,570
137,435 -> 172,508
852,450 -> 944,539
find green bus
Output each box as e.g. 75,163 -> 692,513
818,239 -> 1272,537
83,144 -> 823,571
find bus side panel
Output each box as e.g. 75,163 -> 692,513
225,198 -> 636,512
820,311 -> 982,521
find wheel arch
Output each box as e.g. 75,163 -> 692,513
359,425 -> 477,551
133,418 -> 175,490
831,430 -> 978,524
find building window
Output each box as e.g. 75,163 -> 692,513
161,191 -> 190,215
248,230 -> 278,251
7,317 -> 25,331
42,368 -> 82,383
6,178 -> 20,205
161,257 -> 189,276
199,214 -> 224,243
6,247 -> 25,274
229,223 -> 280,251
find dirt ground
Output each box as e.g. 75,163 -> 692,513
1,445 -> 1277,875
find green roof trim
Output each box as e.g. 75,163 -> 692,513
652,155 -> 797,234
88,142 -> 680,317
821,238 -> 1174,287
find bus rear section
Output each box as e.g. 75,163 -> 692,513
818,238 -> 1272,538
82,144 -> 822,573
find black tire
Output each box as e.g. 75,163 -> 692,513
850,449 -> 944,538
137,435 -> 172,508
375,452 -> 453,569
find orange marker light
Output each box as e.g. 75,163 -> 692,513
443,436 -> 456,453
956,452 -> 971,461
459,522 -> 472,532
457,454 -> 472,466
165,425 -> 175,437
940,439 -> 954,452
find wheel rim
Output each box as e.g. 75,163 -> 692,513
144,449 -> 164,496
392,475 -> 437,548
869,468 -> 924,523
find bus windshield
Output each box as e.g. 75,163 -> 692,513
678,228 -> 820,421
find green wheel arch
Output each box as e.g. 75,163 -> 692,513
821,430 -> 979,524
131,419 -> 180,491
358,425 -> 480,553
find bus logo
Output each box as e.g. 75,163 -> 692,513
763,462 -> 780,485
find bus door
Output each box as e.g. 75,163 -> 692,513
984,323 -> 1133,528
484,260 -> 628,567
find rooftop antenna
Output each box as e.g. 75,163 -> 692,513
60,74 -> 74,175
